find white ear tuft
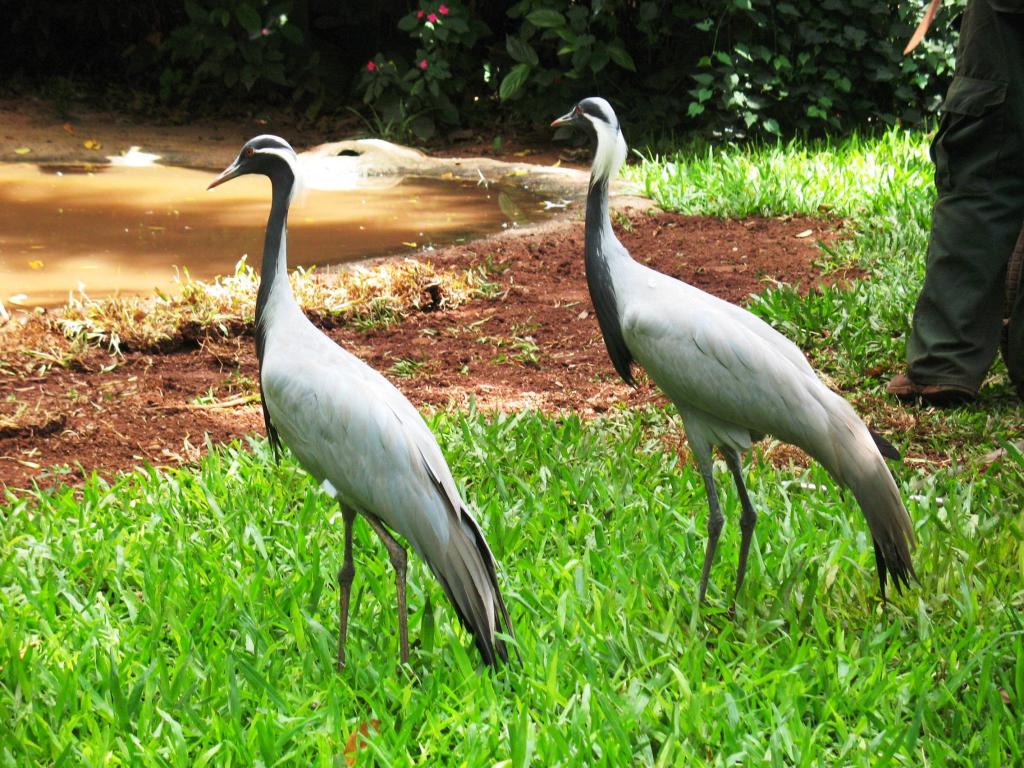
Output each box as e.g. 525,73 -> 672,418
587,115 -> 627,187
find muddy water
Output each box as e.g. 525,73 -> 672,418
0,162 -> 550,307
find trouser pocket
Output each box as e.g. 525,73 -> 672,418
932,75 -> 1009,193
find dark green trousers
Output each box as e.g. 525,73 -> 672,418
908,0 -> 1024,393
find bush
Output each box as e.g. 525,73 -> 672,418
490,0 -> 964,137
7,0 -> 966,138
351,0 -> 964,138
356,2 -> 490,140
154,0 -> 321,111
497,1 -> 637,110
1,2 -> 171,84
681,0 -> 963,137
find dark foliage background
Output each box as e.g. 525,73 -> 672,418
0,0 -> 964,139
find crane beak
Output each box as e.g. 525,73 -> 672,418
551,109 -> 577,128
207,162 -> 242,190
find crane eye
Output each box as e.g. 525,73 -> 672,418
244,147 -> 255,158
574,106 -> 582,117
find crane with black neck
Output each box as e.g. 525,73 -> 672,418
552,98 -> 915,604
208,135 -> 515,668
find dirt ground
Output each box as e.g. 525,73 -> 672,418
1,99 -> 856,490
0,205 -> 847,489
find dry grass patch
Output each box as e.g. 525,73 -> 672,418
0,397 -> 66,440
30,257 -> 496,354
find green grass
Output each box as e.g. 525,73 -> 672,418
626,128 -> 1022,463
629,130 -> 935,221
3,412 -> 1023,766
3,129 -> 1023,764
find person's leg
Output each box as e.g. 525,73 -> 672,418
895,0 -> 1024,401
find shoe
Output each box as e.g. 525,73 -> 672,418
887,373 -> 976,406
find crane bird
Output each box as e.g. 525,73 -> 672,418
208,136 -> 514,667
552,98 -> 916,603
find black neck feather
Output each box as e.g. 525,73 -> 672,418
254,166 -> 293,457
584,177 -> 635,386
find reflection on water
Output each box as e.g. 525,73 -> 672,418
0,162 -> 549,307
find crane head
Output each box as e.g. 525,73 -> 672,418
552,97 -> 626,186
551,97 -> 619,135
208,135 -> 297,190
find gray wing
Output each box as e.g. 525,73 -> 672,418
619,269 -> 840,458
680,276 -> 820,382
260,321 -> 514,664
260,328 -> 465,559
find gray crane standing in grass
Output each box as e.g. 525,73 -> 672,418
208,136 -> 514,667
552,98 -> 916,602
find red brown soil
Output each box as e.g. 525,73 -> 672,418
0,210 -> 847,490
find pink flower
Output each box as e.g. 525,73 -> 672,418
260,27 -> 270,36
439,4 -> 449,14
417,10 -> 424,18
366,60 -> 377,71
427,12 -> 438,22
418,58 -> 428,69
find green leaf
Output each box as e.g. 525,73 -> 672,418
506,35 -> 539,66
499,62 -> 531,101
235,4 -> 261,34
606,44 -> 636,72
526,9 -> 566,28
510,705 -> 534,768
773,55 -> 792,71
398,13 -> 420,32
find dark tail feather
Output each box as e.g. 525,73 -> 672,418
869,428 -> 901,461
872,539 -> 888,602
848,457 -> 916,598
462,511 -> 519,664
873,535 -> 914,597
828,412 -> 916,599
871,537 -> 914,602
434,511 -> 515,666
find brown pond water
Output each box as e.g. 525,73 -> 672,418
0,162 -> 552,308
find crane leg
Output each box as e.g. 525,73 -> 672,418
696,454 -> 724,603
364,515 -> 410,665
336,505 -> 357,671
724,449 -> 757,599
